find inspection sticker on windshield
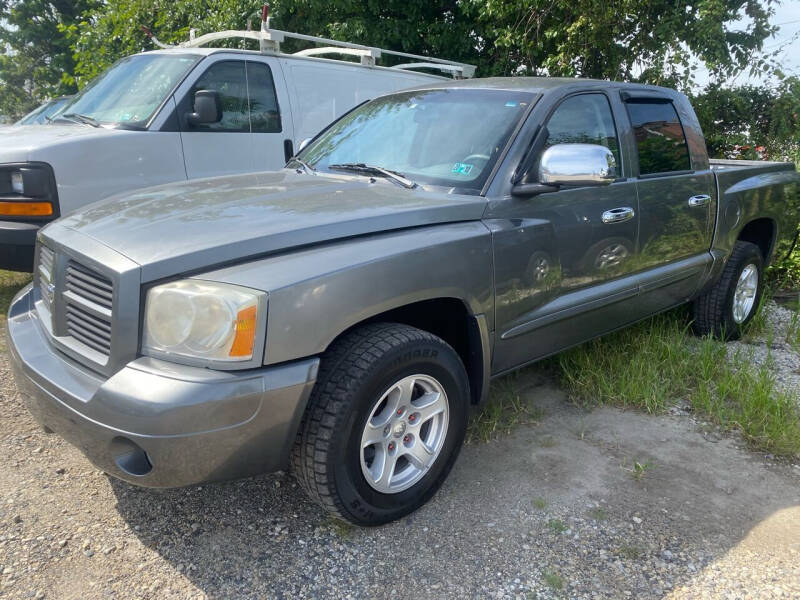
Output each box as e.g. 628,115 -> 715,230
451,163 -> 474,175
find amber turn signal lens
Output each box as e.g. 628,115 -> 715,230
229,305 -> 258,357
0,201 -> 53,217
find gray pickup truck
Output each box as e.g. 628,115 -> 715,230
8,78 -> 800,525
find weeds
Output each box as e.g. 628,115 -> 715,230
622,458 -> 653,481
588,507 -> 607,521
541,570 -> 564,591
546,519 -> 567,533
467,375 -> 544,443
0,270 -> 30,319
616,544 -> 644,560
558,308 -> 800,458
532,497 -> 548,510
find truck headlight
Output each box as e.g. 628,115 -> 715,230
142,280 -> 266,364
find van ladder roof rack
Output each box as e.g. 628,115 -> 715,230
144,3 -> 475,79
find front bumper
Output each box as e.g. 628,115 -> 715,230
0,221 -> 39,271
7,285 -> 319,488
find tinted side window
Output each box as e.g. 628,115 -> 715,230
191,61 -> 249,132
626,101 -> 691,175
543,94 -> 621,169
247,62 -> 281,133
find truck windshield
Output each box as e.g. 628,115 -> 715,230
54,54 -> 201,129
300,88 -> 535,192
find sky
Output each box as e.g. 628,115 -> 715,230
693,0 -> 800,89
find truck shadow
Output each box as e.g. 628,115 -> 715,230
110,369 -> 800,599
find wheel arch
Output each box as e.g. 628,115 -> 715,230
736,217 -> 777,264
323,297 -> 492,406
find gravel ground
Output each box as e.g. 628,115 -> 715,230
2,316 -> 800,599
727,301 -> 800,395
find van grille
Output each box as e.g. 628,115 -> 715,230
64,261 -> 114,356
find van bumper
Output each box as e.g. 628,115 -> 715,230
7,286 -> 319,488
0,221 -> 39,272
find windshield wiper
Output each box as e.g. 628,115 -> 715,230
57,113 -> 101,128
287,156 -> 316,174
328,163 -> 417,189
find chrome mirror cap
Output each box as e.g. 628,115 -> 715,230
538,143 -> 617,186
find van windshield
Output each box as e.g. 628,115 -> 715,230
300,89 -> 535,193
54,54 -> 200,129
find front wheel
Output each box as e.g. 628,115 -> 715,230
292,323 -> 470,525
692,240 -> 764,340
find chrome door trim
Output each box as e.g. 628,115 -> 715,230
601,206 -> 636,224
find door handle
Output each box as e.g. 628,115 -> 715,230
688,194 -> 711,207
601,207 -> 635,224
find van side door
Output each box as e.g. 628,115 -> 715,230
175,56 -> 254,179
245,56 -> 295,170
623,94 -> 716,312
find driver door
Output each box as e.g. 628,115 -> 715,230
487,92 -> 642,372
176,57 -> 254,179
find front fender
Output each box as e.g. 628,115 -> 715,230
199,222 -> 494,366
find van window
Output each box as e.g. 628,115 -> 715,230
543,94 -> 621,170
191,61 -> 250,132
626,101 -> 691,175
247,62 -> 281,133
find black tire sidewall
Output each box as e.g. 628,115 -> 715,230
330,339 -> 469,525
723,247 -> 764,337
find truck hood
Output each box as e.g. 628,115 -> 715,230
50,170 -> 487,282
0,124 -> 128,163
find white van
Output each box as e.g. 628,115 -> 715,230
0,23 -> 474,270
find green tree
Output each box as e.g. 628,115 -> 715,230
65,0 -> 779,91
0,0 -> 99,119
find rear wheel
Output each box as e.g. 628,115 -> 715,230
292,323 -> 469,525
692,241 -> 764,340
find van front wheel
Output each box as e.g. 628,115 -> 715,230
291,322 -> 469,526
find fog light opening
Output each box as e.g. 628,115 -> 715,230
111,436 -> 153,476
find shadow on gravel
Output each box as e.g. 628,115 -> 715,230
109,369 -> 800,599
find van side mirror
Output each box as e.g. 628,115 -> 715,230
297,137 -> 313,153
512,143 -> 617,197
186,90 -> 222,126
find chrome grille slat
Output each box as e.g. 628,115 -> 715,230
66,306 -> 112,335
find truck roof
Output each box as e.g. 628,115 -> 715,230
409,76 -> 683,97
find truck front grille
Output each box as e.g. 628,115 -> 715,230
63,261 -> 114,357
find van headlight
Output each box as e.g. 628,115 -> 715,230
142,280 -> 267,365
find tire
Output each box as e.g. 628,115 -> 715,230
692,241 -> 764,340
291,322 -> 470,526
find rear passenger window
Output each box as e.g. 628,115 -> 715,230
191,61 -> 250,132
247,62 -> 281,133
543,94 -> 621,169
626,101 -> 691,175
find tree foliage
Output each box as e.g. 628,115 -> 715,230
692,77 -> 800,161
0,0 -> 98,119
0,0 -> 787,120
59,0 -> 780,89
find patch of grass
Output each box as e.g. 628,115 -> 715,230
615,544 -> 644,560
588,507 -> 607,521
622,458 -> 653,481
532,497 -> 548,510
557,309 -> 800,458
467,375 -> 544,443
1,270 -> 30,319
546,518 -> 567,533
541,569 -> 564,591
322,516 -> 354,539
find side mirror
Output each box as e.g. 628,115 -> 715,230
186,90 -> 222,126
539,143 -> 617,186
297,137 -> 313,153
